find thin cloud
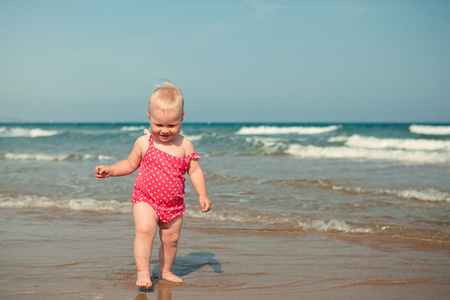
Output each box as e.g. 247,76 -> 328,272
245,0 -> 288,17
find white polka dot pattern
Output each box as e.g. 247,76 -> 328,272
132,134 -> 200,223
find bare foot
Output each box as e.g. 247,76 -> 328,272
159,271 -> 183,283
136,271 -> 152,288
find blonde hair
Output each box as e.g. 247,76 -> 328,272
148,79 -> 184,116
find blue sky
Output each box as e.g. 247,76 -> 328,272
1,0 -> 449,123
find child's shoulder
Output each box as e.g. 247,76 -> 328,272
179,135 -> 195,156
136,134 -> 149,143
135,134 -> 150,150
179,134 -> 193,146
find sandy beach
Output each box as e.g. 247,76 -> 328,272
1,208 -> 448,300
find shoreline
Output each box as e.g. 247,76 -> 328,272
1,208 -> 449,299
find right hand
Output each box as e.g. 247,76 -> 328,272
95,165 -> 111,181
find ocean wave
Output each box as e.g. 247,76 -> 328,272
184,209 -> 371,233
245,136 -> 287,153
0,194 -> 131,213
121,126 -> 145,132
0,193 -> 371,233
98,155 -> 115,161
298,219 -> 371,233
410,125 -> 450,135
319,180 -> 450,202
236,125 -> 340,135
0,127 -> 59,138
184,134 -> 203,141
286,145 -> 450,164
392,189 -> 450,202
4,152 -> 91,161
330,135 -> 450,151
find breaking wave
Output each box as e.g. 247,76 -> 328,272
318,180 -> 450,202
0,194 -> 131,213
286,144 -> 450,164
409,125 -> 450,135
236,125 -> 340,135
121,126 -> 145,132
184,209 -> 372,233
0,127 -> 59,138
0,193 -> 370,233
330,135 -> 450,151
3,152 -> 92,161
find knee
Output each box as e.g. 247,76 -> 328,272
160,232 -> 180,246
135,224 -> 157,239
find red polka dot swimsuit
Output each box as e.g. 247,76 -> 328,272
132,130 -> 200,223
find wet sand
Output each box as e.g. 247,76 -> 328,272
1,209 -> 449,299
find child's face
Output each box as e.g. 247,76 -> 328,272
148,108 -> 184,143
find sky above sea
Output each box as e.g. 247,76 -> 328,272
0,0 -> 449,123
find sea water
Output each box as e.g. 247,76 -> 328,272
0,123 -> 449,242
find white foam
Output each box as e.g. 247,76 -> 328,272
394,189 -> 450,202
184,209 -> 371,233
236,125 -> 340,135
246,136 -> 286,153
98,155 -> 114,161
4,152 -> 89,161
0,194 -> 131,213
1,194 -> 374,233
286,144 -> 450,164
68,199 -> 131,213
410,125 -> 450,135
184,134 -> 203,141
299,219 -> 372,233
121,126 -> 145,132
325,182 -> 450,202
0,127 -> 59,138
334,135 -> 450,151
0,195 -> 63,209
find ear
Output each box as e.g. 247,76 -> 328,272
147,111 -> 150,119
181,113 -> 185,122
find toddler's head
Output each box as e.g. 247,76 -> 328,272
148,80 -> 184,119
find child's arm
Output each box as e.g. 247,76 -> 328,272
95,136 -> 146,181
187,157 -> 211,212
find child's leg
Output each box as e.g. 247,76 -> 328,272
133,202 -> 158,288
158,215 -> 183,282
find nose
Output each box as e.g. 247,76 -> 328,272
161,127 -> 170,134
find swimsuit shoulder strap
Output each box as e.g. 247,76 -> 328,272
185,152 -> 201,161
143,129 -> 153,146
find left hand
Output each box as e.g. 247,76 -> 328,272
199,196 -> 211,212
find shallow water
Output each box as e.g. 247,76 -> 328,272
1,209 -> 448,299
1,122 -> 448,244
